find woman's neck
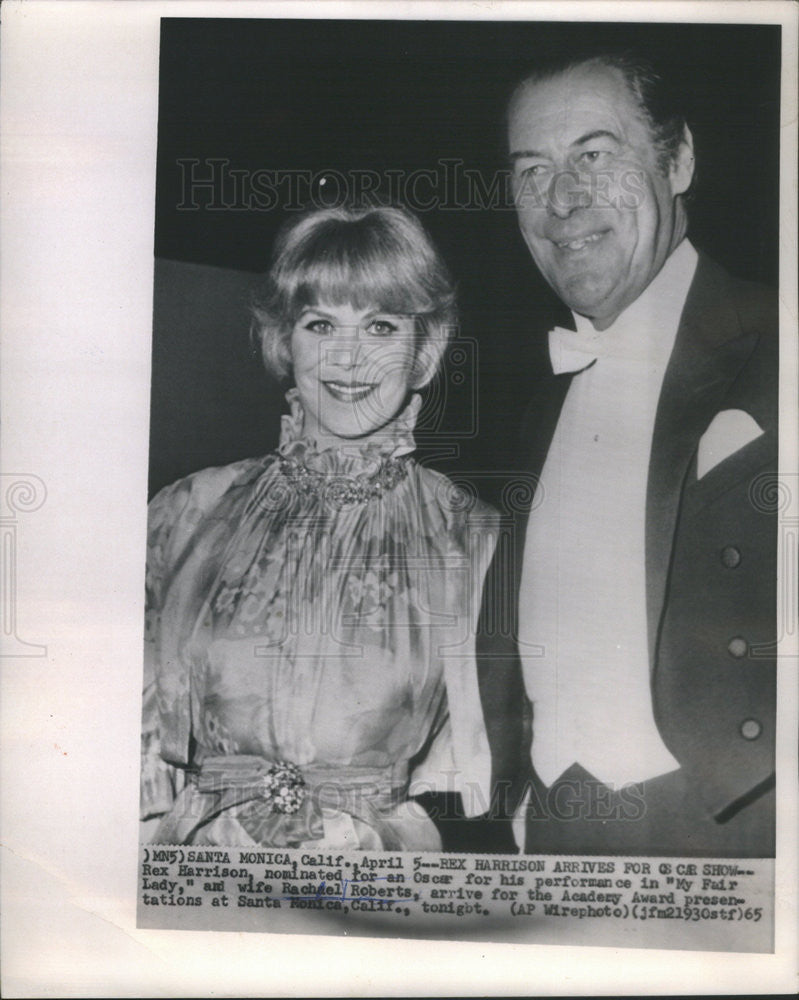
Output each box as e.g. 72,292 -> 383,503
281,388 -> 420,461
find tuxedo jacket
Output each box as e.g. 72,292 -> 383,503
475,252 -> 778,841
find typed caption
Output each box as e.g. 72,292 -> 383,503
138,846 -> 772,951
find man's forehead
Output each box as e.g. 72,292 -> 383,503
508,63 -> 642,142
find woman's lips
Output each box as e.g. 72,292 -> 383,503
322,380 -> 378,403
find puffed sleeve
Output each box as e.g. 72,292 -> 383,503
140,479 -> 192,825
140,461 -> 257,831
408,497 -> 498,817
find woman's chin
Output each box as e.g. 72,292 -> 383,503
313,423 -> 394,447
308,407 -> 409,445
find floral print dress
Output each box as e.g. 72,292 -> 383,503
141,391 -> 496,850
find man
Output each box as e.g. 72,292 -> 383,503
476,52 -> 777,856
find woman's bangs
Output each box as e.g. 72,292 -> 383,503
291,233 -> 431,317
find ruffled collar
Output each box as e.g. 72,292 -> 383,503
277,388 -> 420,476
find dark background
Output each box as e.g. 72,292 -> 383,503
150,18 -> 781,498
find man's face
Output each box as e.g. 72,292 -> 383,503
508,63 -> 692,329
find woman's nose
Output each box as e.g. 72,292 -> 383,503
546,170 -> 592,218
325,334 -> 362,369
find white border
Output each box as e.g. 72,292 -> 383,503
1,2 -> 796,996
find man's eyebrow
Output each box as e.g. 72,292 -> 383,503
509,129 -> 621,163
509,149 -> 546,163
571,129 -> 620,147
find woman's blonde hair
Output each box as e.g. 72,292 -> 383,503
251,205 -> 457,387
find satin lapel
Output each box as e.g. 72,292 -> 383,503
520,372 -> 575,477
475,365 -> 573,799
645,256 -> 758,668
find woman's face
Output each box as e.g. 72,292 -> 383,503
290,302 -> 418,445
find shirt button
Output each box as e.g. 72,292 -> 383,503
740,719 -> 762,740
721,545 -> 742,568
728,636 -> 749,658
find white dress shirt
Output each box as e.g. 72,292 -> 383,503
519,239 -> 699,788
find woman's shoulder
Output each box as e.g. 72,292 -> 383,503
412,464 -> 499,531
148,455 -> 274,533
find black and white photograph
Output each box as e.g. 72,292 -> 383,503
2,1 -> 797,995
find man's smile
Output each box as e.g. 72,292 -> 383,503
552,230 -> 608,253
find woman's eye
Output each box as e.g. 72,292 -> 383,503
367,319 -> 399,337
304,319 -> 334,334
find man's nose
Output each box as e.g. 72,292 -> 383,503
546,170 -> 592,218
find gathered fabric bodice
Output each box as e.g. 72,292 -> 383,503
141,391 -> 496,849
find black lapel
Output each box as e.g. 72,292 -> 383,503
645,254 -> 759,668
475,364 -> 573,803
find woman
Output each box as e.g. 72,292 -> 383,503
141,205 -> 497,850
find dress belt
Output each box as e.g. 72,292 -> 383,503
155,754 -> 408,849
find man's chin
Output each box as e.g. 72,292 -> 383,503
557,287 -> 617,324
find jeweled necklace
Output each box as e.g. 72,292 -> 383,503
277,453 -> 410,505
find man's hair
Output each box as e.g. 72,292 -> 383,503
510,51 -> 690,176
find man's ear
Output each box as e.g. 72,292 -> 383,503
670,124 -> 695,197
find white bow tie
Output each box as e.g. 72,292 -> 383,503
548,326 -> 603,375
548,323 -> 655,375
